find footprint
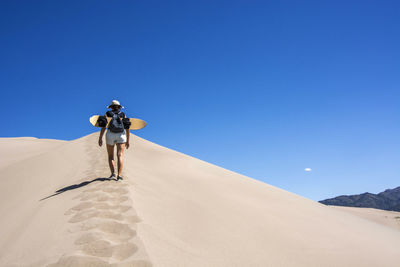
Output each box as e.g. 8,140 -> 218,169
111,196 -> 129,204
69,208 -> 127,223
74,201 -> 94,210
118,205 -> 132,213
69,210 -> 99,223
103,188 -> 129,195
94,203 -> 113,210
98,221 -> 136,240
111,260 -> 153,267
67,202 -> 94,214
83,187 -> 102,193
72,193 -> 84,200
75,232 -> 102,245
94,203 -> 132,213
47,255 -> 109,267
95,183 -> 114,189
97,195 -> 111,202
101,187 -> 118,193
125,215 -> 142,224
97,211 -> 124,221
81,239 -> 113,257
80,193 -> 103,201
64,209 -> 75,216
112,242 -> 138,260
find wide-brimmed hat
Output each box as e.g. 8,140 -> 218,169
107,100 -> 124,109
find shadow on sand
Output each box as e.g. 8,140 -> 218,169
40,177 -> 116,201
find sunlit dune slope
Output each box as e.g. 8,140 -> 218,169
0,132 -> 399,267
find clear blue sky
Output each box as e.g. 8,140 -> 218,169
1,1 -> 399,201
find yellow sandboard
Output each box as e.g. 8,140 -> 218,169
89,115 -> 147,130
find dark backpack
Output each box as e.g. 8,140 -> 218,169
108,111 -> 125,133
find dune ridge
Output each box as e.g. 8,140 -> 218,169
0,132 -> 399,266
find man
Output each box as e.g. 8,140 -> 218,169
98,100 -> 130,180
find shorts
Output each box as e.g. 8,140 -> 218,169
106,130 -> 127,145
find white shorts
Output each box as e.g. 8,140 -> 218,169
106,130 -> 127,146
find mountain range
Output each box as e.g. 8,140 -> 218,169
320,186 -> 400,212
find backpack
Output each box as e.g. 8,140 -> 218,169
108,110 -> 125,133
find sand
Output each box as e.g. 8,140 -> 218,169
330,206 -> 400,232
0,132 -> 399,266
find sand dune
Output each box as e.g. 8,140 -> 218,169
0,132 -> 399,266
0,137 -> 66,169
330,206 -> 400,232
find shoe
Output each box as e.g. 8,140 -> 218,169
117,176 -> 124,181
109,173 -> 116,179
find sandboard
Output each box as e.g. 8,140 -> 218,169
89,115 -> 147,130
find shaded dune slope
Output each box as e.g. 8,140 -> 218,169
0,132 -> 399,266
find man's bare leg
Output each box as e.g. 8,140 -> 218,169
116,143 -> 125,178
106,144 -> 115,176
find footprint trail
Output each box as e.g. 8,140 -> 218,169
48,135 -> 152,267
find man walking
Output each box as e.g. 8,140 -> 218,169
98,100 -> 130,180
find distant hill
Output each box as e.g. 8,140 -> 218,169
320,186 -> 400,212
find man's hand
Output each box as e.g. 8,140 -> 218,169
126,141 -> 130,149
98,138 -> 103,147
